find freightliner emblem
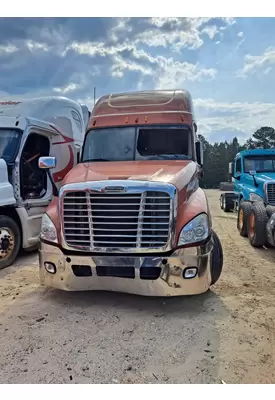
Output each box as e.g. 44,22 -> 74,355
102,186 -> 126,192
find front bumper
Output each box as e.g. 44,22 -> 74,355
39,237 -> 213,297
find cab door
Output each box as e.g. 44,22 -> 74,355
234,157 -> 242,195
17,128 -> 53,249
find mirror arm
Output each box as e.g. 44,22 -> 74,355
46,170 -> 59,197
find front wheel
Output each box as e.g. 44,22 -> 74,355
248,203 -> 268,247
210,230 -> 223,285
0,216 -> 21,270
237,201 -> 252,237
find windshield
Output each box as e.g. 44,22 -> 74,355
244,156 -> 275,173
82,125 -> 193,162
0,129 -> 22,164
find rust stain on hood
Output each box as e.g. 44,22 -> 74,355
63,160 -> 197,191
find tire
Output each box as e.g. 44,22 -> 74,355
220,195 -> 224,210
0,216 -> 21,270
266,205 -> 275,218
222,195 -> 230,212
210,230 -> 223,285
248,203 -> 268,247
237,201 -> 252,237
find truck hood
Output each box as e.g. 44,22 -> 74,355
63,160 -> 197,191
254,172 -> 275,183
0,158 -> 16,206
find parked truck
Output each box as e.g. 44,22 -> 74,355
38,89 -> 223,297
0,97 -> 90,269
220,148 -> 275,247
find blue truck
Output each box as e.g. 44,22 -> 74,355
220,148 -> 275,248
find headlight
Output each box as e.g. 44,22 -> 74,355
249,193 -> 263,202
40,213 -> 58,243
177,213 -> 210,246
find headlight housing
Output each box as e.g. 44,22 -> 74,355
40,213 -> 58,243
249,193 -> 263,202
177,213 -> 210,246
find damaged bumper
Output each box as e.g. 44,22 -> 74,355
39,238 -> 213,297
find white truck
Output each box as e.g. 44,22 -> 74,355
0,97 -> 90,269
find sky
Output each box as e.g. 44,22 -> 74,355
1,17 -> 275,143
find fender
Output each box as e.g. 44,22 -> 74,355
44,196 -> 62,243
174,187 -> 209,245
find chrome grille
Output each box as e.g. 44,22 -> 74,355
266,183 -> 275,205
62,190 -> 172,251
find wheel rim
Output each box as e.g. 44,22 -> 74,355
220,197 -> 223,207
223,198 -> 226,208
239,209 -> 244,230
249,213 -> 255,238
0,227 -> 15,260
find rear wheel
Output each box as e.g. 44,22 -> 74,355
0,216 -> 21,270
248,203 -> 268,247
222,195 -> 230,212
210,230 -> 223,285
237,201 -> 252,237
220,195 -> 224,210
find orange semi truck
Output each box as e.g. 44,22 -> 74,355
38,90 -> 223,296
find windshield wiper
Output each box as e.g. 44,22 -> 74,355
83,158 -> 111,162
147,154 -> 190,160
255,170 -> 275,173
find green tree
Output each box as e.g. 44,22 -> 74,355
245,126 -> 275,149
198,135 -> 243,188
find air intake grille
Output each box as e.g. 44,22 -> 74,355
62,190 -> 172,251
266,183 -> 275,206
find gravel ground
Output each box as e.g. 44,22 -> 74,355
0,189 -> 275,384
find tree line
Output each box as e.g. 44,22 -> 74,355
198,126 -> 275,188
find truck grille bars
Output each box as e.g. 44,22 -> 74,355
62,188 -> 174,252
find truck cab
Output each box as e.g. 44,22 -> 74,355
0,97 -> 90,269
220,148 -> 275,247
38,89 -> 223,297
231,149 -> 275,203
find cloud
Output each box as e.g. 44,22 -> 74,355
53,83 -> 82,94
1,17 -> 272,145
195,98 -> 275,141
0,44 -> 18,54
237,46 -> 275,77
154,60 -> 216,89
62,38 -> 217,89
0,17 -> 234,99
201,25 -> 219,40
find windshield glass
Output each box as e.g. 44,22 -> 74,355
82,125 -> 193,162
244,156 -> 275,173
0,129 -> 22,164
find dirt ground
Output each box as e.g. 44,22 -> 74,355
0,189 -> 275,384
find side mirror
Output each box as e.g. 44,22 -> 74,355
195,141 -> 203,167
39,156 -> 56,170
38,156 -> 58,197
229,162 -> 233,176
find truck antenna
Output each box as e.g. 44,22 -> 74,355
93,87 -> 96,106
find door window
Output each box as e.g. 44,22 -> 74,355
20,133 -> 50,199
